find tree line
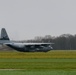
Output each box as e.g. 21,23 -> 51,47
26,34 -> 76,50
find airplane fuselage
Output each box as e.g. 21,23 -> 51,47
6,43 -> 53,52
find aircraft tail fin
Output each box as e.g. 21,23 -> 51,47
1,28 -> 10,40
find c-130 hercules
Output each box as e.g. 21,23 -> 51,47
0,28 -> 53,52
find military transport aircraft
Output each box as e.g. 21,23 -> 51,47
0,28 -> 53,52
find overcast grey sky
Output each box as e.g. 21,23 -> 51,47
0,0 -> 76,40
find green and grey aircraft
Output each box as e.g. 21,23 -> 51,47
0,28 -> 53,52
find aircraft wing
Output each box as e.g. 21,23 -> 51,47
4,42 -> 54,45
23,43 -> 53,48
23,43 -> 54,45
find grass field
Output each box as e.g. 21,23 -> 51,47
0,50 -> 76,75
